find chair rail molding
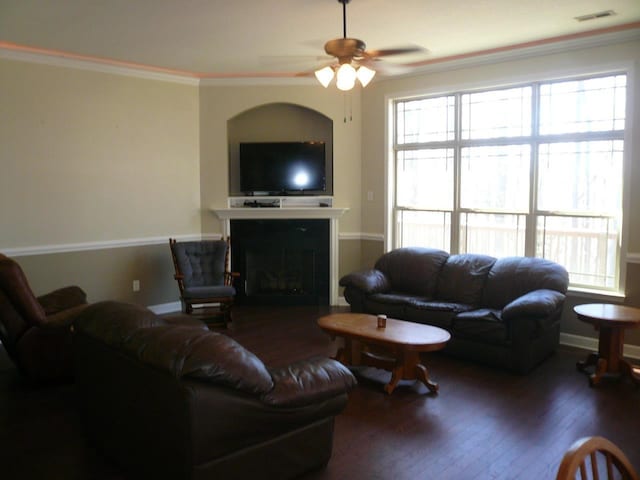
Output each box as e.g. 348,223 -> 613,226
2,234 -> 220,257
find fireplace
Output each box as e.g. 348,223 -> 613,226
230,219 -> 330,305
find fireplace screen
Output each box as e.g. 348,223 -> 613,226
245,249 -> 316,296
231,219 -> 329,305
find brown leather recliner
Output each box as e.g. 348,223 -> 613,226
0,253 -> 88,382
73,301 -> 357,480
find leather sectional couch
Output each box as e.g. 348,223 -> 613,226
73,301 -> 356,480
340,248 -> 569,373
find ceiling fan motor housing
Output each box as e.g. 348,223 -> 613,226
324,38 -> 367,63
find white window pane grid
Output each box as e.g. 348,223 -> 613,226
396,96 -> 455,144
396,149 -> 454,210
459,213 -> 526,257
536,215 -> 619,289
539,75 -> 626,135
393,74 -> 625,292
461,87 -> 532,139
397,210 -> 451,250
537,140 -> 623,214
460,145 -> 531,211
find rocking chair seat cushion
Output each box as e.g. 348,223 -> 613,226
183,285 -> 236,299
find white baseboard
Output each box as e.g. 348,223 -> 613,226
559,332 -> 640,360
147,301 -> 182,315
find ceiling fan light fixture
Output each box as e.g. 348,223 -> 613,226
314,66 -> 335,88
336,63 -> 357,91
356,65 -> 376,87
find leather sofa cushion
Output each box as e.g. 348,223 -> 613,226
363,296 -> 406,319
436,254 -> 496,305
452,309 -> 507,344
374,247 -> 449,296
482,257 -> 569,309
123,326 -> 274,395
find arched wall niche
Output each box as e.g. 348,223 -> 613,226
227,102 -> 333,196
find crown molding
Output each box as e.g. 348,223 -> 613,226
2,23 -> 639,86
0,43 -> 200,86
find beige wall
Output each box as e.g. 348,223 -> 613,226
1,59 -> 201,246
360,39 -> 640,345
1,58 -> 200,304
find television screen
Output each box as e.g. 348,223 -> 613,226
239,142 -> 326,194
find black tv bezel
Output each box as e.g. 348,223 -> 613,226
239,141 -> 327,196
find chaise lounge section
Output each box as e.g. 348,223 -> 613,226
340,247 -> 569,373
73,301 -> 356,480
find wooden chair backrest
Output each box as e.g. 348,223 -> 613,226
556,436 -> 639,480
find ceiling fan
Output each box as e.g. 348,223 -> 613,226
312,0 -> 425,90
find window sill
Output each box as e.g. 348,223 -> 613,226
567,287 -> 625,303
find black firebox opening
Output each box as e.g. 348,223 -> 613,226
230,219 -> 330,306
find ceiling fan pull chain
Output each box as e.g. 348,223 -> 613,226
343,92 -> 347,123
343,92 -> 353,123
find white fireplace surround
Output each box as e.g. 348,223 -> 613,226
212,197 -> 348,305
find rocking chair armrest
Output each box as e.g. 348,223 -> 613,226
224,271 -> 240,286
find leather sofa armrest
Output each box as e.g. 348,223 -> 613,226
38,286 -> 87,316
262,357 -> 357,407
41,304 -> 89,330
501,289 -> 566,321
339,269 -> 390,294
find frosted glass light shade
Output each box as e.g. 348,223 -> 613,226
356,65 -> 376,87
336,63 -> 357,91
314,66 -> 334,88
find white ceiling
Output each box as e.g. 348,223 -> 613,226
1,0 -> 640,78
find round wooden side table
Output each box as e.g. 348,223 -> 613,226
574,303 -> 640,387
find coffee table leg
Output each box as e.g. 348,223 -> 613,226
577,352 -> 599,372
589,358 -> 608,386
384,365 -> 403,395
416,364 -> 439,393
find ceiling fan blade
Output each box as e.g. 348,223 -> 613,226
295,61 -> 337,78
359,57 -> 414,76
260,55 -> 332,66
365,45 -> 427,58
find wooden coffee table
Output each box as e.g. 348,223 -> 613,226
317,313 -> 451,394
574,303 -> 640,387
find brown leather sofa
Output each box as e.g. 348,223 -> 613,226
340,248 -> 570,373
0,253 -> 88,382
73,301 -> 356,480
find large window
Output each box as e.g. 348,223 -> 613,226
393,74 -> 626,291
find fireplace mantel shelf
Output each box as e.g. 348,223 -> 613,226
212,207 -> 348,220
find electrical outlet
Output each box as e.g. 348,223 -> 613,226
132,280 -> 140,292
367,191 -> 374,201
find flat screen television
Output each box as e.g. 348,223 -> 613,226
239,141 -> 326,195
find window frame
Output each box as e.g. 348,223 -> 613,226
387,71 -> 631,295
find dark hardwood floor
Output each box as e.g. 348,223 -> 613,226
1,305 -> 638,479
